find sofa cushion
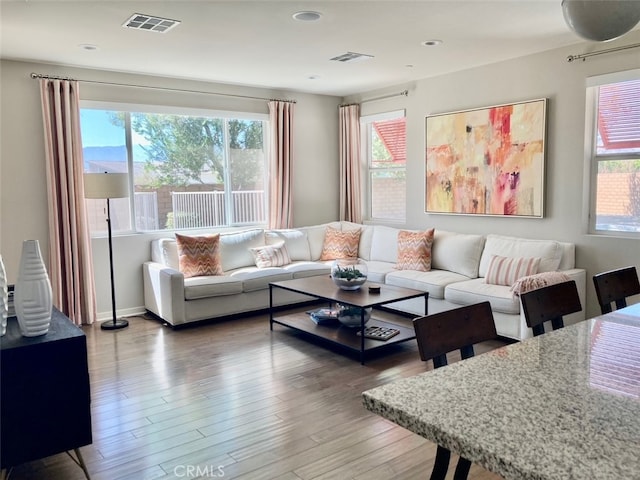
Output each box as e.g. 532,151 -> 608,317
184,275 -> 243,300
151,238 -> 180,270
557,242 -> 576,270
370,225 -> 400,263
385,269 -> 470,300
365,260 -> 397,284
431,230 -> 485,278
228,267 -> 293,292
485,254 -> 540,286
283,261 -> 332,278
175,233 -> 223,278
445,278 -> 521,315
479,234 -> 562,277
395,229 -> 435,272
320,226 -> 361,260
250,242 -> 291,268
219,229 -> 265,271
265,229 -> 311,261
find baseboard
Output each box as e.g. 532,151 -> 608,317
95,306 -> 147,322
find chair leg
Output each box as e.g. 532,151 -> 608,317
65,448 -> 91,480
429,445 -> 451,480
453,457 -> 472,480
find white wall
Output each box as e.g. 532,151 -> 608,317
2,32 -> 640,321
347,31 -> 640,318
0,60 -> 341,319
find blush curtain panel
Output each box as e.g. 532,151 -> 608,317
268,100 -> 295,229
339,104 -> 362,223
39,79 -> 97,325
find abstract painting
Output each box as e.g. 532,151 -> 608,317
425,98 -> 547,217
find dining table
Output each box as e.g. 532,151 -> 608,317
362,302 -> 640,480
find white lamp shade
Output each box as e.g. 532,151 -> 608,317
83,173 -> 130,199
562,0 -> 640,42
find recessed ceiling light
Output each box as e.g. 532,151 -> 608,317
422,39 -> 443,47
78,44 -> 98,51
292,11 -> 322,22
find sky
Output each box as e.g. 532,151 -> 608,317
80,109 -> 125,147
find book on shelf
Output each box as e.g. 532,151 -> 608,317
356,325 -> 400,341
307,308 -> 340,325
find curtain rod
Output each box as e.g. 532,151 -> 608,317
566,42 -> 640,63
340,89 -> 409,107
30,73 -> 296,103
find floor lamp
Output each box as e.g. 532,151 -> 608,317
84,172 -> 130,330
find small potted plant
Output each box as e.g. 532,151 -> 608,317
331,260 -> 368,290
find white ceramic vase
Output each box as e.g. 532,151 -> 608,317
0,254 -> 7,336
14,240 -> 52,337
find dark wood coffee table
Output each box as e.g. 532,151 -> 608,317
269,276 -> 428,364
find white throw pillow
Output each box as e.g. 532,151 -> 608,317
250,242 -> 292,268
485,255 -> 541,286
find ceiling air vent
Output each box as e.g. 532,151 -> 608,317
330,52 -> 374,63
122,13 -> 181,33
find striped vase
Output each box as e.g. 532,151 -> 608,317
14,240 -> 52,337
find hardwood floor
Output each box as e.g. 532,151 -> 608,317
6,309 -> 506,480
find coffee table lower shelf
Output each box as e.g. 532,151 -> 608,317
271,312 -> 416,364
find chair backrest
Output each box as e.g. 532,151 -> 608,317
593,266 -> 640,314
520,280 -> 582,336
413,301 -> 497,368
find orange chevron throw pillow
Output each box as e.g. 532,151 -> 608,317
320,227 -> 361,260
175,233 -> 223,278
395,229 -> 435,272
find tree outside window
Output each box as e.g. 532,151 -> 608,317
81,108 -> 267,234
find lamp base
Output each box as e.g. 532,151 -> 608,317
100,318 -> 129,330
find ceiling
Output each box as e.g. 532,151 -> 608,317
1,1 -> 636,97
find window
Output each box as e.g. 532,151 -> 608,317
80,104 -> 267,234
361,111 -> 406,222
586,71 -> 640,235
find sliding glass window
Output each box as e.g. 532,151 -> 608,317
80,103 -> 268,234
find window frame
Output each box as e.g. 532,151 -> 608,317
360,109 -> 407,223
80,101 -> 269,235
584,69 -> 640,238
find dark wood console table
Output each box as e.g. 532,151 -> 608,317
0,308 -> 92,479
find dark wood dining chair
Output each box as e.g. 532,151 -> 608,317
413,301 -> 497,480
520,280 -> 582,337
593,266 -> 640,314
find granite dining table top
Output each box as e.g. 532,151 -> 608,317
362,303 -> 640,480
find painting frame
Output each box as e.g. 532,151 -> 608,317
425,98 -> 547,218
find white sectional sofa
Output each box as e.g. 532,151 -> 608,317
143,221 -> 586,340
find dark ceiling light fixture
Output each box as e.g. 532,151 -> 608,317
561,0 -> 640,42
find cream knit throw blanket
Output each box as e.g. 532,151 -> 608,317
510,271 -> 571,297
